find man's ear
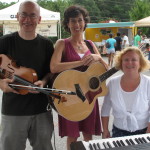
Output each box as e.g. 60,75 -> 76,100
16,13 -> 19,21
38,16 -> 41,24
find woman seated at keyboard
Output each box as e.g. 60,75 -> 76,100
101,46 -> 150,138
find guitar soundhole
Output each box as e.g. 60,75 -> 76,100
89,77 -> 100,89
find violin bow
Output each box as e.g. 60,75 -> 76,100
9,84 -> 76,95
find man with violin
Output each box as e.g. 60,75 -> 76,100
0,1 -> 54,150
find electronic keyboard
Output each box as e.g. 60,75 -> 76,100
70,133 -> 150,150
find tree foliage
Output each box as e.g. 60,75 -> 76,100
94,0 -> 136,22
129,0 -> 150,36
37,0 -> 73,39
0,2 -> 16,10
72,0 -> 101,23
129,0 -> 150,21
0,0 -> 150,38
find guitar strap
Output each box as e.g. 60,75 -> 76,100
84,40 -> 95,54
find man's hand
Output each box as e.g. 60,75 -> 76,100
28,80 -> 44,94
0,78 -> 18,94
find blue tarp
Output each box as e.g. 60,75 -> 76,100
87,22 -> 135,28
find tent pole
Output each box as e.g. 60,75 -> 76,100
59,20 -> 61,39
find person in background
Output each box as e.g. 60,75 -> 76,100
122,33 -> 129,49
0,1 -> 54,150
146,43 -> 150,61
106,33 -> 116,68
114,32 -> 122,51
101,47 -> 150,138
141,34 -> 147,44
134,30 -> 142,47
50,5 -> 108,150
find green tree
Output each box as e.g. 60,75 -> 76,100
129,0 -> 150,21
129,0 -> 150,36
94,0 -> 135,22
0,2 -> 15,10
38,0 -> 73,40
72,0 -> 101,23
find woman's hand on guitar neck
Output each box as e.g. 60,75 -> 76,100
0,78 -> 19,94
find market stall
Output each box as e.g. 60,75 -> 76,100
0,1 -> 61,38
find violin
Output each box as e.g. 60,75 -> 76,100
0,54 -> 68,100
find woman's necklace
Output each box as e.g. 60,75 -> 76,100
77,45 -> 83,50
70,38 -> 84,51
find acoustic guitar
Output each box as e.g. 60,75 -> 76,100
53,63 -> 118,122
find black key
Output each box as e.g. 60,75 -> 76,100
93,143 -> 97,150
142,137 -> 147,143
107,142 -> 113,148
135,138 -> 141,144
89,143 -> 94,150
147,136 -> 150,141
97,143 -> 101,149
138,137 -> 144,143
120,140 -> 126,146
103,142 -> 108,149
125,139 -> 131,145
129,139 -> 135,145
113,141 -> 118,147
116,140 -> 122,147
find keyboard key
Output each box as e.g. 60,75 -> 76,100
135,138 -> 141,144
97,143 -> 101,149
125,139 -> 132,145
129,139 -> 135,145
120,140 -> 126,146
116,140 -> 122,147
113,141 -> 119,147
107,142 -> 113,148
89,143 -> 94,150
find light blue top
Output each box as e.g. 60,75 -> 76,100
106,38 -> 116,49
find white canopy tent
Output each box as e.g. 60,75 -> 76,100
0,1 -> 61,38
135,16 -> 150,27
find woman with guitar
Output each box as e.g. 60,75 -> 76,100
50,5 -> 108,150
0,1 -> 54,150
101,47 -> 150,138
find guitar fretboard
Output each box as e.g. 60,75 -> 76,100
99,67 -> 118,82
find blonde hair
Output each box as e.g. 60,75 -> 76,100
114,46 -> 150,72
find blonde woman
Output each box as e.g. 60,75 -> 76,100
101,47 -> 150,138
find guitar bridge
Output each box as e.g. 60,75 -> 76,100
74,84 -> 86,102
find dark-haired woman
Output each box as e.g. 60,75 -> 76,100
50,5 -> 108,150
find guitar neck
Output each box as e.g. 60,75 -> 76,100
99,67 -> 118,82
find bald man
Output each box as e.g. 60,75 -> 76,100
0,1 -> 54,150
